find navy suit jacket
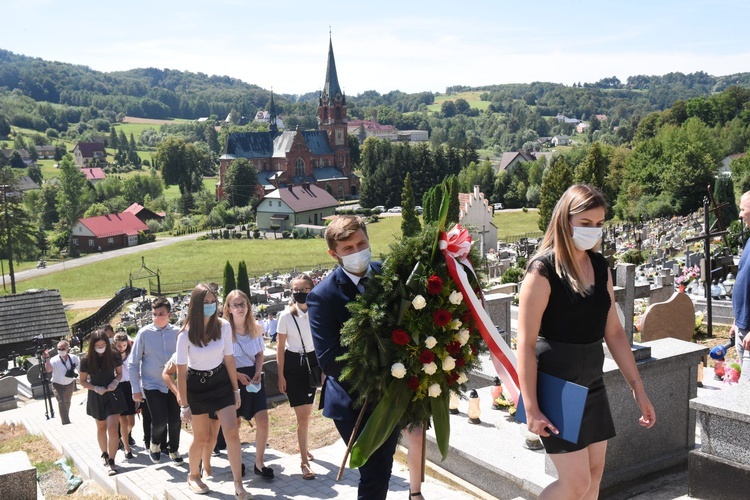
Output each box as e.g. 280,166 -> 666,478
307,262 -> 381,421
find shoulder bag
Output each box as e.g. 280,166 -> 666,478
291,314 -> 323,389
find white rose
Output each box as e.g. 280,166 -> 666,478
412,295 -> 427,310
457,328 -> 471,346
428,383 -> 442,398
457,372 -> 468,384
422,362 -> 438,375
448,290 -> 463,305
450,319 -> 462,330
442,356 -> 456,371
391,362 -> 407,379
424,336 -> 437,349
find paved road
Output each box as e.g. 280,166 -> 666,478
3,231 -> 208,285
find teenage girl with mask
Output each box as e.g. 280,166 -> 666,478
517,184 -> 656,499
176,284 -> 250,499
277,273 -> 320,480
113,332 -> 136,459
223,289 -> 274,479
79,329 -> 125,476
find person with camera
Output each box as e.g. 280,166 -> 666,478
277,273 -> 320,480
44,339 -> 79,425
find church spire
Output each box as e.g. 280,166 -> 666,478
268,89 -> 278,133
322,33 -> 342,105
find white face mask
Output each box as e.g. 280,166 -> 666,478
338,247 -> 371,275
572,226 -> 602,251
95,347 -> 107,354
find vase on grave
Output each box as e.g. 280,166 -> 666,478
679,284 -> 686,293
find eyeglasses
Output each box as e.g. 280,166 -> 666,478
229,303 -> 248,310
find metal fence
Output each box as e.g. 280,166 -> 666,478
70,294 -> 128,338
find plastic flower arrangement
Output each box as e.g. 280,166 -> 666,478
676,265 -> 700,286
337,198 -> 516,468
723,361 -> 742,384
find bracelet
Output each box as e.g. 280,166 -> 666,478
180,405 -> 190,409
234,389 -> 240,393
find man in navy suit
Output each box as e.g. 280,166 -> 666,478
307,216 -> 400,500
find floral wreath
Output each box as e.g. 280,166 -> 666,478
337,197 -> 518,468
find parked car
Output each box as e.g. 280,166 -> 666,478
387,206 -> 402,213
415,205 -> 423,215
371,205 -> 386,213
115,286 -> 147,300
493,203 -> 504,211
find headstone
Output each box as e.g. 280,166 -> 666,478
0,451 -> 36,500
484,293 -> 513,335
0,375 -> 18,411
640,292 -> 695,342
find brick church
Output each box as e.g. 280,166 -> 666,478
217,37 -> 359,201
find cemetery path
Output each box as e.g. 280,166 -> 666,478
3,231 -> 208,285
64,298 -> 109,310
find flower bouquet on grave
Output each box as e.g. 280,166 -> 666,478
675,265 -> 700,287
337,195 -> 520,470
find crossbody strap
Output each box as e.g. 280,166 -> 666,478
290,313 -> 314,373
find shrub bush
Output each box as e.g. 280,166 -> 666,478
292,229 -> 300,239
282,230 -> 291,239
501,266 -> 525,284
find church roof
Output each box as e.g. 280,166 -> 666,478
226,130 -> 334,160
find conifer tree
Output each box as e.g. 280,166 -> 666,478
223,261 -> 236,300
538,157 -> 574,231
236,260 -> 250,298
713,175 -> 738,230
401,173 -> 421,237
446,176 -> 460,226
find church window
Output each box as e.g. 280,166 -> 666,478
295,158 -> 305,177
323,108 -> 328,120
335,107 -> 341,120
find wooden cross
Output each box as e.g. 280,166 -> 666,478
707,187 -> 731,249
685,195 -> 728,338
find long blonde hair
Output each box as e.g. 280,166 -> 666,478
180,284 -> 222,347
531,184 -> 606,295
223,289 -> 262,341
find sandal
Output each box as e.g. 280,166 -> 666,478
234,481 -> 252,500
409,492 -> 424,499
187,474 -> 209,494
301,462 -> 315,480
307,451 -> 314,461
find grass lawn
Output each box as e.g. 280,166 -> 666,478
163,177 -> 218,201
427,91 -> 491,113
494,209 -> 541,240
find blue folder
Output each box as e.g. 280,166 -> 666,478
516,372 -> 589,444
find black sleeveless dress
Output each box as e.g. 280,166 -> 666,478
528,250 -> 616,454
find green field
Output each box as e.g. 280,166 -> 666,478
4,211 -> 539,301
427,91 -> 491,113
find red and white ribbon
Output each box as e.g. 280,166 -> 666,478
439,226 -> 521,404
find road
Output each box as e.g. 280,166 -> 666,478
2,231 -> 207,285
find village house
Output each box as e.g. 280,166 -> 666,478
124,202 -> 165,223
1,148 -> 34,166
254,109 -> 285,129
576,122 -> 590,134
497,150 -> 537,172
397,130 -> 429,142
551,135 -> 570,146
72,142 -> 107,168
71,212 -> 149,252
255,183 -> 338,232
82,167 -> 106,185
35,145 -> 56,159
217,38 -> 359,202
458,185 -> 498,257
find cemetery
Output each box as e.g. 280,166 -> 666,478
0,199 -> 749,498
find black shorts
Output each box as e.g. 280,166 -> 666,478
187,363 -> 235,415
283,350 -> 318,407
118,380 -> 137,416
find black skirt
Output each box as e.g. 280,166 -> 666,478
118,381 -> 136,416
86,387 -> 127,421
535,337 -> 616,454
283,350 -> 318,407
187,363 -> 235,415
237,366 -> 268,420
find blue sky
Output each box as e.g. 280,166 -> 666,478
2,0 -> 749,96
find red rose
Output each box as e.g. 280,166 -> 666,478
407,376 -> 420,390
455,355 -> 466,368
426,275 -> 444,295
446,341 -> 461,355
433,309 -> 452,327
391,329 -> 410,346
470,344 -> 477,355
445,372 -> 459,385
419,349 -> 435,364
461,311 -> 472,324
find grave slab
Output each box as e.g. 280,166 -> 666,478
0,451 -> 36,500
640,292 -> 695,342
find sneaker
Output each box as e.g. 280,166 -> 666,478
169,451 -> 183,463
125,451 -> 134,460
107,459 -> 118,476
101,452 -> 109,466
128,433 -> 135,446
149,442 -> 161,463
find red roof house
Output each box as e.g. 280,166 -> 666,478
71,212 -> 149,252
124,203 -> 165,223
256,183 -> 338,230
82,167 -> 106,184
72,142 -> 107,168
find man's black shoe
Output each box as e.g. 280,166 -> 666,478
149,442 -> 161,463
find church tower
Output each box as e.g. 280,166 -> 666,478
318,35 -> 348,156
268,90 -> 278,134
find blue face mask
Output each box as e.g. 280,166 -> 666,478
203,303 -> 217,317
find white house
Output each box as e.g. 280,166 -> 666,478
256,183 -> 339,231
458,185 -> 498,257
551,135 -> 570,147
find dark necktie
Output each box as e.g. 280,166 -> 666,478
358,277 -> 369,293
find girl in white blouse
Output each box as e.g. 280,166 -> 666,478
176,284 -> 250,499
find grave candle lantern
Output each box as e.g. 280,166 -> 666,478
467,389 -> 481,424
449,391 -> 460,415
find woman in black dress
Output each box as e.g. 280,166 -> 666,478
518,184 -> 656,499
79,330 -> 125,476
